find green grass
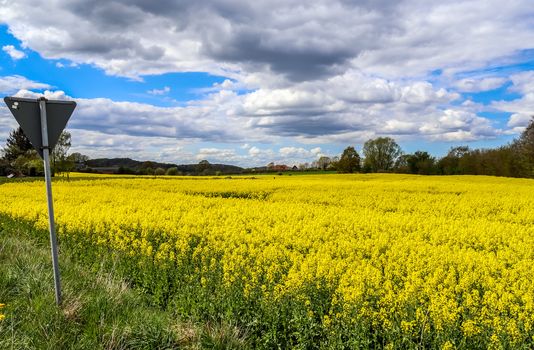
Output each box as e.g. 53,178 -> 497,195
0,216 -> 248,349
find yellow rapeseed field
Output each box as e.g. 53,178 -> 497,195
1,174 -> 533,348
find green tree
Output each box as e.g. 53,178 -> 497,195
67,152 -> 89,173
68,152 -> 89,164
118,166 -> 135,175
197,160 -> 210,174
317,156 -> 332,171
406,151 -> 436,175
154,167 -> 166,176
2,127 -> 33,162
394,154 -> 411,173
336,146 -> 361,173
144,167 -> 155,175
362,137 -> 402,172
438,146 -> 470,175
166,167 -> 179,176
51,131 -> 72,176
26,157 -> 45,176
1,127 -> 41,175
0,157 -> 10,176
12,150 -> 41,176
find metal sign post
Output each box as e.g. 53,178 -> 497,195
39,97 -> 62,305
4,96 -> 76,306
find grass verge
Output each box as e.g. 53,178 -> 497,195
0,216 -> 248,349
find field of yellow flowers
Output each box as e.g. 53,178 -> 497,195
1,174 -> 533,348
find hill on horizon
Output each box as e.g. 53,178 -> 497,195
85,157 -> 244,175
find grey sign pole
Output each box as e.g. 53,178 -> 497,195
4,95 -> 75,306
39,97 -> 62,306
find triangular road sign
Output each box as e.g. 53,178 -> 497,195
4,97 -> 76,158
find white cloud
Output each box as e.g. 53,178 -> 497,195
419,109 -> 498,141
279,147 -> 313,158
14,89 -> 68,100
400,82 -> 457,104
195,148 -> 238,161
10,88 -> 256,143
248,146 -> 261,157
68,129 -> 191,163
3,79 -> 503,165
0,105 -> 18,144
2,45 -> 26,60
2,0 -> 530,161
0,76 -> 51,94
276,147 -> 327,163
506,71 -> 534,94
147,86 -> 171,95
0,1 -> 532,82
3,86 -> 501,165
507,113 -> 532,128
453,77 -> 507,92
55,61 -> 78,68
310,147 -> 322,155
382,120 -> 419,135
247,146 -> 276,165
491,71 -> 534,131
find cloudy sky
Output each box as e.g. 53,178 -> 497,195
1,0 -> 533,166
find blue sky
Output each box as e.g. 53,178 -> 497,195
1,1 -> 533,166
0,25 -> 226,106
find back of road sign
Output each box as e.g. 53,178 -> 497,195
3,97 -> 76,158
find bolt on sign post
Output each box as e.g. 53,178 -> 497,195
4,96 -> 76,305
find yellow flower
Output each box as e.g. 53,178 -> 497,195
441,340 -> 455,350
401,320 -> 416,333
0,174 -> 533,342
462,320 -> 480,337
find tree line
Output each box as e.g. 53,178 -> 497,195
2,116 -> 533,178
0,129 -> 242,177
0,127 -> 88,177
320,117 -> 534,178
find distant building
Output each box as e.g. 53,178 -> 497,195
272,164 -> 289,171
